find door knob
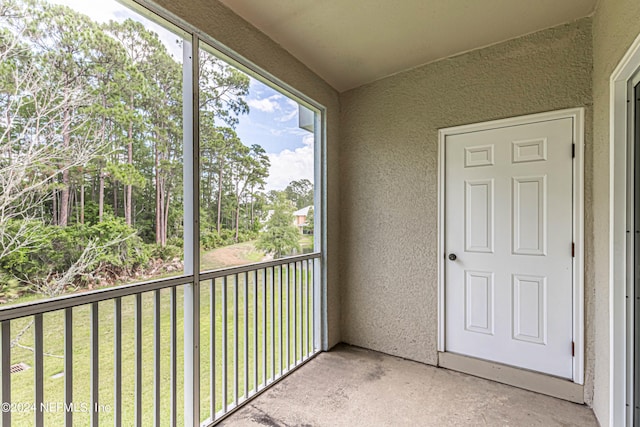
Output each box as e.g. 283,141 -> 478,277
448,254 -> 457,261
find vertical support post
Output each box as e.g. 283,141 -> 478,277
262,269 -> 267,387
243,272 -> 248,399
34,314 -> 43,427
298,262 -> 302,361
307,259 -> 311,356
253,269 -> 258,394
285,264 -> 290,371
114,298 -> 122,427
270,267 -> 275,382
279,266 -> 283,375
314,257 -> 321,352
154,290 -> 161,427
170,287 -> 177,427
183,35 -> 201,427
313,108 -> 326,351
1,321 -> 10,427
64,308 -> 73,427
222,277 -> 228,413
90,304 -> 99,427
293,262 -> 297,365
135,294 -> 142,427
233,274 -> 238,405
210,279 -> 216,420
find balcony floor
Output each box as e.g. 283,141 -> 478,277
220,344 -> 597,427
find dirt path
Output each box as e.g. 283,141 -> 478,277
200,241 -> 269,271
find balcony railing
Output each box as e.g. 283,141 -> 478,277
0,252 -> 321,426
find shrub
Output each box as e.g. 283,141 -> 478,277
0,217 -> 149,293
150,244 -> 182,261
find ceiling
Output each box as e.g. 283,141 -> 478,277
219,0 -> 597,92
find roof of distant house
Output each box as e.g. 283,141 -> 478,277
293,206 -> 312,217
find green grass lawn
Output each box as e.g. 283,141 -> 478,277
7,264 -> 315,426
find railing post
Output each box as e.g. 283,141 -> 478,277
1,321 -> 10,427
183,34 -> 201,427
64,308 -> 73,427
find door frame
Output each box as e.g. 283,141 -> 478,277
610,32 -> 640,427
437,108 -> 585,384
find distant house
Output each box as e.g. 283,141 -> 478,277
292,206 -> 312,234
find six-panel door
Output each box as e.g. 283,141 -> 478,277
445,118 -> 574,379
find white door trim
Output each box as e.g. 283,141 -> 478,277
437,107 -> 585,384
610,32 -> 640,427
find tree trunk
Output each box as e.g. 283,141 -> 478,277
73,187 -> 79,224
125,94 -> 133,226
155,140 -> 162,245
80,182 -> 85,224
113,181 -> 118,217
163,182 -> 170,247
59,106 -> 71,227
52,189 -> 58,225
250,189 -> 254,229
234,181 -> 240,242
98,170 -> 104,222
216,159 -> 224,234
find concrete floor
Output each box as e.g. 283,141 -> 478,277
220,344 -> 598,427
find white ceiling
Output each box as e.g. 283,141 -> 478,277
219,0 -> 597,92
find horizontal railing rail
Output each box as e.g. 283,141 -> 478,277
0,252 -> 320,323
0,252 -> 321,426
199,252 -> 320,280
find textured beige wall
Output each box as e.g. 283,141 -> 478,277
340,18 -> 593,394
152,0 -> 342,347
591,0 -> 640,423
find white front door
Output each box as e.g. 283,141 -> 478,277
444,117 -> 574,379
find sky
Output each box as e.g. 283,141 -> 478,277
48,0 -> 315,191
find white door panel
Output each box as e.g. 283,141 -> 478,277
445,118 -> 573,379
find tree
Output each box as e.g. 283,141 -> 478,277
284,179 -> 313,209
256,195 -> 300,259
105,19 -> 154,227
228,143 -> 269,241
303,207 -> 314,235
22,0 -> 107,226
199,47 -> 251,238
0,1 -> 106,259
199,48 -> 250,128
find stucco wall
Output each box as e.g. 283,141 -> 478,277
591,0 -> 640,423
151,0 -> 342,348
339,18 -> 593,397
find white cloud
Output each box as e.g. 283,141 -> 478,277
275,99 -> 298,123
247,94 -> 298,124
269,126 -> 308,137
247,95 -> 281,113
265,135 -> 314,191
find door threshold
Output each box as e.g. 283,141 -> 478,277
438,351 -> 584,404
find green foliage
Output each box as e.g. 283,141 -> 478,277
166,236 -> 184,248
0,279 -> 21,302
0,218 -> 149,292
284,179 -> 313,209
256,196 -> 300,259
200,228 -> 256,251
303,207 -> 314,235
150,244 -> 181,261
106,163 -> 146,188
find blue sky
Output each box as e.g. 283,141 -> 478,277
51,0 -> 315,191
238,79 -> 315,190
